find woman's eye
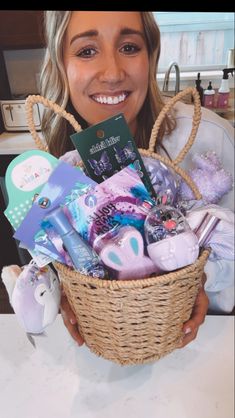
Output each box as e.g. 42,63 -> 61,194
120,43 -> 141,55
77,47 -> 97,58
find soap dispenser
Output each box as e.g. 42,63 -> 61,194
195,72 -> 204,105
217,68 -> 235,109
203,81 -> 215,108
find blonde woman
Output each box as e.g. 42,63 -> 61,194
39,11 -> 234,347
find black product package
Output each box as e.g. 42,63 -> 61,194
70,113 -> 156,198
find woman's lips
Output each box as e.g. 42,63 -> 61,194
91,92 -> 130,105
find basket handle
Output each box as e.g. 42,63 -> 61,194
148,87 -> 201,165
25,95 -> 82,152
26,91 -> 202,200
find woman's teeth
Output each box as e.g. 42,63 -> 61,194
93,93 -> 127,104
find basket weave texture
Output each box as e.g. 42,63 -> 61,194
25,87 -> 210,365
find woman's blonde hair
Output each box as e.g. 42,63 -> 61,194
40,11 -> 175,158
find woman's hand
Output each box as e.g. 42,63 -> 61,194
60,288 -> 84,346
179,272 -> 209,348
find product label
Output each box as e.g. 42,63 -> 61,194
70,113 -> 156,198
4,150 -> 59,230
11,155 -> 53,191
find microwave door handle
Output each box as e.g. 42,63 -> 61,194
6,105 -> 13,121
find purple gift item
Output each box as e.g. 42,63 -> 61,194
179,150 -> 233,204
186,205 -> 234,260
99,226 -> 157,280
143,156 -> 180,206
193,212 -> 220,247
144,205 -> 199,272
14,160 -> 97,262
45,207 -> 108,279
1,261 -> 61,334
67,164 -> 154,246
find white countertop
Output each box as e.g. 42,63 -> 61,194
0,131 -> 37,154
0,314 -> 234,418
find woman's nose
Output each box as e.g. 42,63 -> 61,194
98,54 -> 125,83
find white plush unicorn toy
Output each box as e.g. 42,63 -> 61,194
1,261 -> 61,335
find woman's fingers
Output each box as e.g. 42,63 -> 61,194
179,273 -> 209,348
60,291 -> 84,346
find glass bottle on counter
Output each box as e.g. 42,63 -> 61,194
203,81 -> 215,109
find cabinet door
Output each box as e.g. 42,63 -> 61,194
0,155 -> 31,271
0,11 -> 45,49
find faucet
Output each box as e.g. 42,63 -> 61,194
162,61 -> 180,95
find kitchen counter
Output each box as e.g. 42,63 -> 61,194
162,88 -> 235,127
0,314 -> 234,418
0,131 -> 37,154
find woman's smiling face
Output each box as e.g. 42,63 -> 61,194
63,11 -> 149,135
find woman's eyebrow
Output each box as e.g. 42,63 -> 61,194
70,27 -> 144,46
120,27 -> 145,40
70,30 -> 98,45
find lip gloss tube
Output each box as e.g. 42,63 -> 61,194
194,212 -> 220,247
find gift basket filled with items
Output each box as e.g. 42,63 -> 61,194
2,87 -> 233,365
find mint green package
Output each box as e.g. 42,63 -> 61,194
4,150 -> 58,230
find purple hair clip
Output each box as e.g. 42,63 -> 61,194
114,141 -> 136,164
88,151 -> 112,176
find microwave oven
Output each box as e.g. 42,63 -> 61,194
0,99 -> 43,132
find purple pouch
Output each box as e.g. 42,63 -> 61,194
14,161 -> 97,261
67,164 -> 155,246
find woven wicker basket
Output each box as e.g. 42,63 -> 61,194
25,87 -> 210,366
